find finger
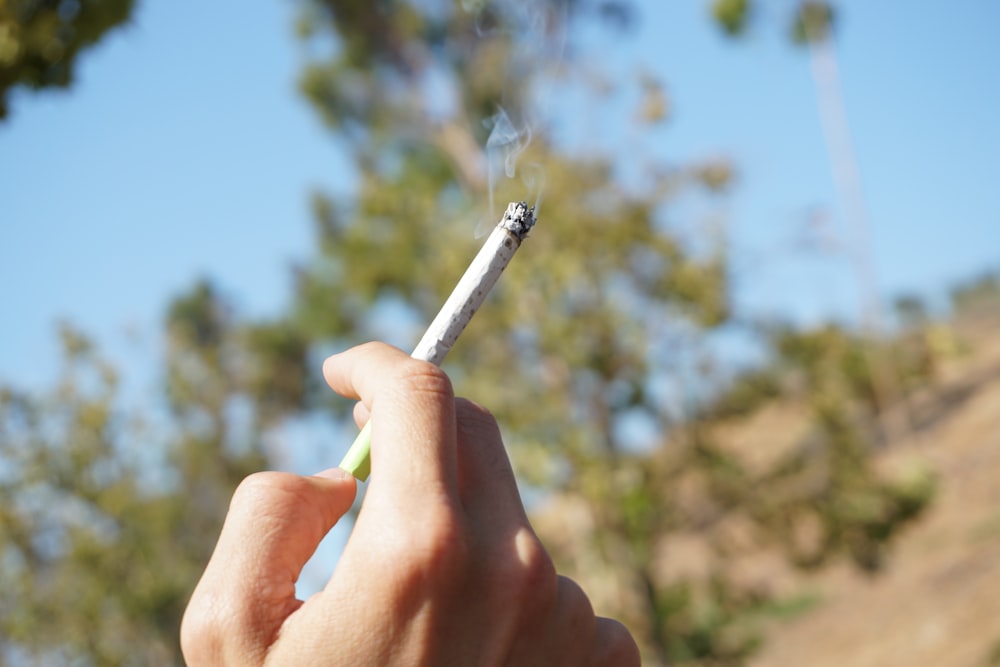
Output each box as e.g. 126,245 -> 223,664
323,342 -> 459,502
352,401 -> 370,429
555,575 -> 596,636
454,398 -> 529,532
591,618 -> 641,667
181,470 -> 356,666
527,576 -> 596,667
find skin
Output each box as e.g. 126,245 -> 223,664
181,342 -> 640,666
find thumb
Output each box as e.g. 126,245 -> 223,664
181,469 -> 357,665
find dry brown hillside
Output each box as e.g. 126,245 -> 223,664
751,314 -> 1000,667
533,309 -> 1000,666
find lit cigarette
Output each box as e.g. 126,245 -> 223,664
338,201 -> 537,480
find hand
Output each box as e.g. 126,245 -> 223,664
181,342 -> 640,666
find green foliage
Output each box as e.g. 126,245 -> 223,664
702,366 -> 783,420
951,269 -> 1000,315
709,1 -> 837,46
711,0 -> 751,37
790,1 -> 835,45
732,324 -> 938,572
0,313 -> 265,663
893,293 -> 928,330
242,321 -> 312,423
754,591 -> 823,621
655,577 -> 763,665
0,0 -> 136,118
768,400 -> 932,571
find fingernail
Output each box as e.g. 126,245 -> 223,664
314,467 -> 352,481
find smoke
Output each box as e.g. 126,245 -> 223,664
484,107 -> 534,219
486,107 -> 531,180
462,0 -> 568,231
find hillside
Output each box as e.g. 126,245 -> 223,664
532,308 -> 1000,666
751,313 -> 1000,667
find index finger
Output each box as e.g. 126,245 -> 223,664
322,342 -> 459,506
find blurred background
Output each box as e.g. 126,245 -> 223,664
1,1 -> 999,664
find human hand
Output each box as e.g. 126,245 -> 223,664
181,342 -> 639,666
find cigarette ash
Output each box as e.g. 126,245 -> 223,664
500,201 -> 537,241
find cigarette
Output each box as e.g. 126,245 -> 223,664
338,201 -> 537,480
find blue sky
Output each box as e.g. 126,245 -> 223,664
2,0 -> 998,397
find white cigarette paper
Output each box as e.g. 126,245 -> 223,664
339,201 -> 537,480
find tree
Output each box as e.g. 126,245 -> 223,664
268,0 -> 929,664
0,0 -> 136,119
250,1 -> 930,664
0,289 -> 268,663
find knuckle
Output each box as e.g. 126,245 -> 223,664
454,396 -> 496,422
230,472 -> 306,514
518,532 -> 558,591
180,591 -> 230,665
390,511 -> 471,590
393,359 -> 454,400
492,528 -> 557,615
558,575 -> 596,623
455,398 -> 501,436
594,619 -> 642,667
422,513 -> 470,567
231,471 -> 284,501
